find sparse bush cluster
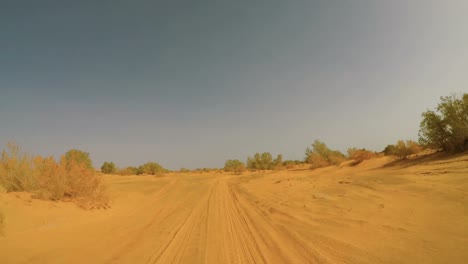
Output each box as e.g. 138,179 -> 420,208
224,159 -> 246,174
282,160 -> 304,169
246,152 -> 283,170
347,148 -> 377,165
136,162 -> 166,176
118,166 -> 138,175
101,161 -> 117,174
0,143 -> 108,209
383,140 -> 422,159
419,93 -> 468,152
305,140 -> 346,169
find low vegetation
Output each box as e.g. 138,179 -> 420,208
347,148 -> 377,165
101,161 -> 117,174
136,162 -> 166,176
383,140 -> 422,159
419,93 -> 468,152
305,140 -> 346,169
224,159 -> 246,174
0,143 -> 108,209
246,152 -> 283,170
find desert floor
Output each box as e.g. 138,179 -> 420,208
1,153 -> 467,263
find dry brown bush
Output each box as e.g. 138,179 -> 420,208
307,153 -> 330,169
347,148 -> 377,165
0,143 -> 109,209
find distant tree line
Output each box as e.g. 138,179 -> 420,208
101,161 -> 167,176
222,93 -> 467,172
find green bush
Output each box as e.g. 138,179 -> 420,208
101,162 -> 117,174
246,152 -> 283,170
64,149 -> 93,170
224,159 -> 246,174
118,166 -> 138,176
305,140 -> 346,169
383,140 -> 422,159
419,93 -> 468,152
137,162 -> 166,176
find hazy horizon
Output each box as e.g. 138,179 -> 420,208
1,1 -> 467,169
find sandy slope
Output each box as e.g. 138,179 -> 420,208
1,154 -> 467,263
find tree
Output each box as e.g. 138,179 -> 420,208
224,159 -> 246,174
64,149 -> 93,170
305,140 -> 346,168
246,152 -> 275,170
101,162 -> 117,174
419,93 -> 468,152
137,162 -> 166,175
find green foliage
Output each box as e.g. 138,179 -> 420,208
419,93 -> 468,152
137,162 -> 166,176
383,140 -> 422,159
64,149 -> 93,170
118,166 -> 138,176
383,144 -> 398,156
101,162 -> 117,174
224,159 -> 246,174
246,152 -> 283,170
273,154 -> 283,166
282,160 -> 303,169
305,140 -> 346,169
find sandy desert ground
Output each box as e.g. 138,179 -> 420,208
1,153 -> 467,264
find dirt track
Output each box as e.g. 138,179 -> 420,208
1,154 -> 468,263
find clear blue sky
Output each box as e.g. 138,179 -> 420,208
1,1 -> 467,169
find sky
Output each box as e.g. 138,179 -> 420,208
1,1 -> 467,170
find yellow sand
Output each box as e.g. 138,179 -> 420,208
1,153 -> 467,263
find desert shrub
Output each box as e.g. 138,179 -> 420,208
283,160 -> 304,169
64,149 -> 93,169
305,140 -> 346,169
246,152 -> 283,170
101,162 -> 117,174
118,166 -> 138,176
272,154 -> 283,170
247,152 -> 273,170
347,148 -> 376,165
419,93 -> 468,152
0,143 -> 108,209
383,140 -> 422,159
0,143 -> 37,192
179,168 -> 190,173
283,160 -> 297,169
383,144 -> 397,156
224,159 -> 246,174
137,162 -> 166,176
36,153 -> 108,208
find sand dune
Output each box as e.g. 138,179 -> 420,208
1,154 -> 467,263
